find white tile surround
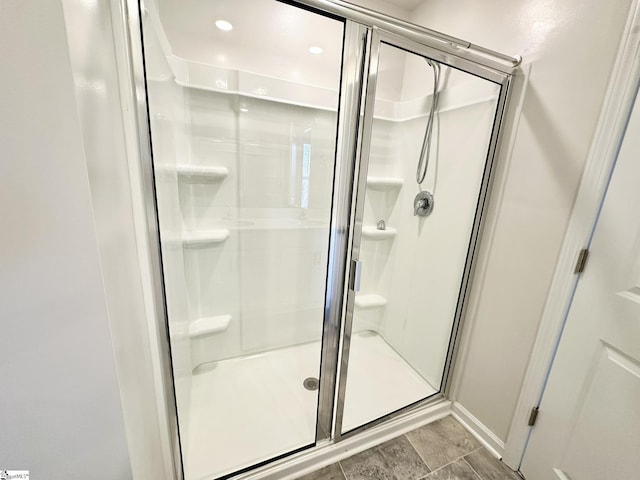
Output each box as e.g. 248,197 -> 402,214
185,331 -> 436,480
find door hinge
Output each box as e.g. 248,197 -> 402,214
527,406 -> 540,426
574,248 -> 589,274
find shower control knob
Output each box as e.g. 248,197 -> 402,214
414,191 -> 434,217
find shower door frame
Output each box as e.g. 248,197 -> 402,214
120,0 -> 518,477
333,28 -> 514,439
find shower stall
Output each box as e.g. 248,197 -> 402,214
126,0 -> 518,478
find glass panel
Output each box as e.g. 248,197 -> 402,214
342,42 -> 502,432
139,1 -> 344,477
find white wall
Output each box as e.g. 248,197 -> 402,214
351,0 -> 412,20
0,0 -> 131,477
407,0 -> 633,442
61,1 -> 177,477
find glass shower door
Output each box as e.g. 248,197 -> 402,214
337,33 -> 509,434
139,1 -> 347,478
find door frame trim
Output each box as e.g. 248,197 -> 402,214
316,20 -> 371,442
115,0 -> 185,478
285,0 -> 521,74
119,0 -> 519,476
501,0 -> 640,468
332,27 -> 382,441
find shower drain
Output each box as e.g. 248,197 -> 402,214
303,377 -> 319,391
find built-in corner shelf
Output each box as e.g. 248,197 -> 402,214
366,176 -> 404,190
176,164 -> 229,182
361,226 -> 397,239
355,294 -> 388,309
182,229 -> 230,248
189,315 -> 232,339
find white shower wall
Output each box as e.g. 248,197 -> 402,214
384,100 -> 497,388
144,0 -> 345,371
146,0 -> 501,407
159,56 -> 499,393
174,88 -> 338,367
354,58 -> 500,388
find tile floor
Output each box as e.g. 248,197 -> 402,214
297,416 -> 521,480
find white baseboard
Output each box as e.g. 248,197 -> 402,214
214,398 -> 508,480
451,401 -> 505,459
233,399 -> 510,480
233,399 -> 452,480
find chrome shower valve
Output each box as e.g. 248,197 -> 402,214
414,191 -> 434,217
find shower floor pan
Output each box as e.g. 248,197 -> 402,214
185,331 -> 437,480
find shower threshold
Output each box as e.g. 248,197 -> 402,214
185,331 -> 437,480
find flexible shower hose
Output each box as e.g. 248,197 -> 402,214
416,59 -> 441,185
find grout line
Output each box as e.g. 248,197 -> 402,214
338,421 -> 484,480
467,446 -> 484,455
401,433 -> 433,473
418,455 -> 483,480
404,433 -> 434,471
417,458 -> 459,478
417,445 -> 485,479
337,458 -> 348,480
461,456 -> 484,480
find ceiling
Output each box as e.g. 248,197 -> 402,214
156,0 -> 345,89
152,0 -> 427,94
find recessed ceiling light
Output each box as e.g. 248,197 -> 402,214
240,107 -> 249,113
215,20 -> 233,31
308,46 -> 323,55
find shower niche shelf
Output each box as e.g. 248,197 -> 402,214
355,294 -> 387,309
189,314 -> 232,339
182,229 -> 230,248
366,176 -> 403,190
176,164 -> 229,182
361,226 -> 397,239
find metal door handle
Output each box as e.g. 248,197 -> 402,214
350,260 -> 362,292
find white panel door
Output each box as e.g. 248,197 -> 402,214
520,92 -> 640,479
